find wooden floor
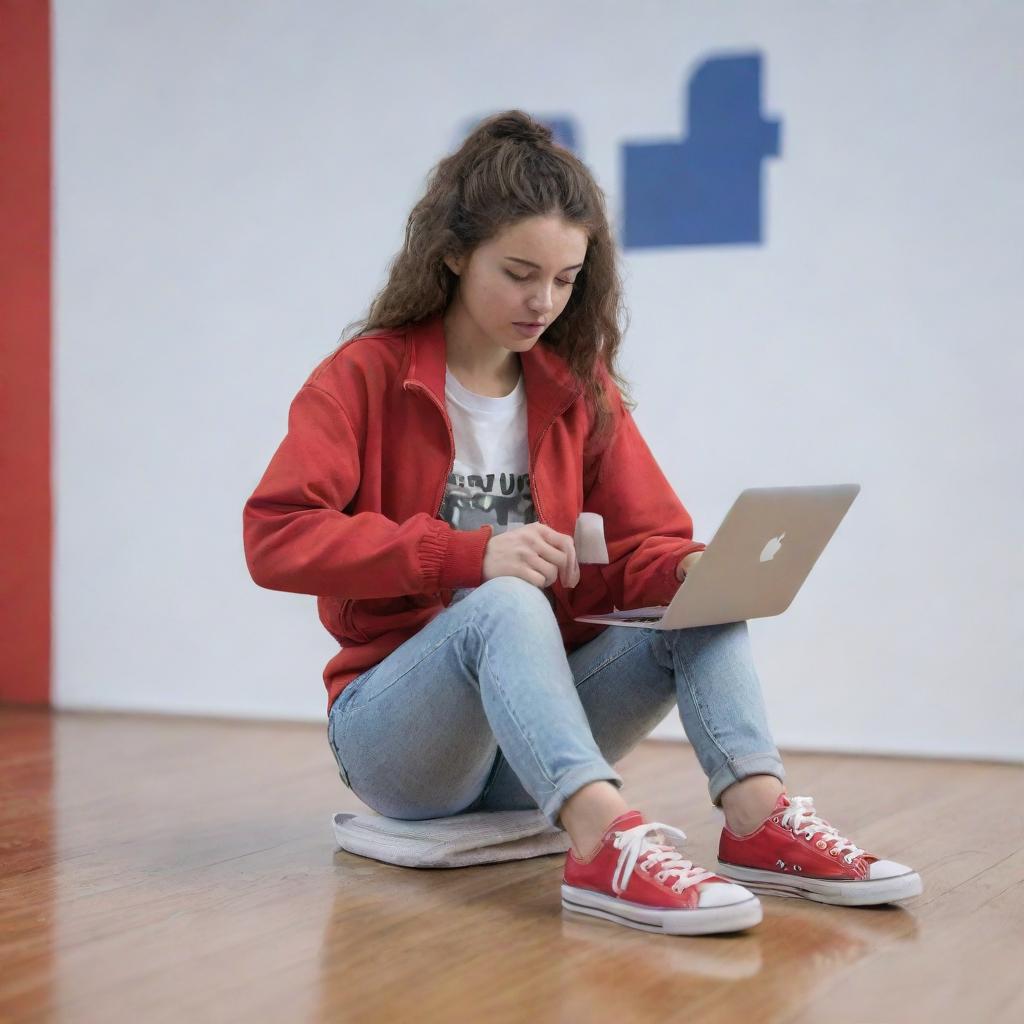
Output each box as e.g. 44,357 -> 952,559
1,707 -> 1021,1024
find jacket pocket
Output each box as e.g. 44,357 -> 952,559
337,594 -> 430,644
338,597 -> 371,644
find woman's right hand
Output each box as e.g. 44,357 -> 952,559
481,522 -> 580,589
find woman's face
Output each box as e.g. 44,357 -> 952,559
444,214 -> 589,351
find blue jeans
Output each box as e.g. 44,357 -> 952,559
327,576 -> 785,830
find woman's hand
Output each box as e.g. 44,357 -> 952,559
482,523 -> 580,589
676,550 -> 703,582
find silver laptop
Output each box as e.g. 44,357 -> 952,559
573,484 -> 860,630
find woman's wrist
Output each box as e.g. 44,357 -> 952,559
676,549 -> 704,582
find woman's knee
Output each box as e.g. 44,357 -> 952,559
478,574 -> 551,602
665,619 -> 749,648
464,575 -> 557,625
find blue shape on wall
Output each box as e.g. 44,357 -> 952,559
539,118 -> 578,151
623,54 -> 781,248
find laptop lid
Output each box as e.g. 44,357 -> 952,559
575,483 -> 860,629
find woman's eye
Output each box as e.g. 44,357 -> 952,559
505,270 -> 574,287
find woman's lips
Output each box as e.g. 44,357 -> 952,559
513,322 -> 544,337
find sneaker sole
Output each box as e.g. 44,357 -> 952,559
560,883 -> 763,935
714,861 -> 923,906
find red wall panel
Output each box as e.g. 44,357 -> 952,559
1,0 -> 51,705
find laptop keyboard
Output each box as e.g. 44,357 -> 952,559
586,614 -> 663,623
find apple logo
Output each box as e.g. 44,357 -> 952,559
760,532 -> 785,562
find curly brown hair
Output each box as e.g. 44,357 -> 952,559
335,108 -> 637,447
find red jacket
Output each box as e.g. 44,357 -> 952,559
242,312 -> 706,715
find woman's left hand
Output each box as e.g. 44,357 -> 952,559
675,550 -> 703,582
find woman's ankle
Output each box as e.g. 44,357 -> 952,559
559,780 -> 630,859
720,774 -> 784,835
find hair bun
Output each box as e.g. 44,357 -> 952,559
484,111 -> 553,146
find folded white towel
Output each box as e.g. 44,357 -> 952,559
574,512 -> 609,564
332,808 -> 572,868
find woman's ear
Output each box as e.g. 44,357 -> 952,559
443,254 -> 462,277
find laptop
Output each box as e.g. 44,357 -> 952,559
573,484 -> 860,630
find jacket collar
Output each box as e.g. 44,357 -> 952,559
403,311 -> 583,417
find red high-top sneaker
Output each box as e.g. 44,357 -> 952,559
715,791 -> 923,906
561,810 -> 762,935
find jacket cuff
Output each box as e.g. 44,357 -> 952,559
437,525 -> 494,589
678,540 -> 707,568
649,540 -> 707,605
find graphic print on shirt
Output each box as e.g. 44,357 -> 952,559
439,365 -> 535,538
439,470 -> 536,534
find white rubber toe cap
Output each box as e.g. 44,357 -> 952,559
868,858 -> 914,880
697,882 -> 757,908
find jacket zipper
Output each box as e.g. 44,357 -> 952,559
402,380 -> 457,519
528,394 -> 580,527
530,393 -> 581,618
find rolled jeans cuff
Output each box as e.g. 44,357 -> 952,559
707,751 -> 786,809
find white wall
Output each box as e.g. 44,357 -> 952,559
54,0 -> 1023,762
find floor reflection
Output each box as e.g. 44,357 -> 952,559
315,846 -> 921,1022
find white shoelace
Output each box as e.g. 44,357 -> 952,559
780,795 -> 866,863
610,822 -> 717,896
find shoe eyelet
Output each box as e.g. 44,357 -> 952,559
844,856 -> 854,864
816,840 -> 827,849
772,816 -> 780,823
828,848 -> 839,856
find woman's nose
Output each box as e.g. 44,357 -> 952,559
529,285 -> 555,314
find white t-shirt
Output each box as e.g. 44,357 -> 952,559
439,364 -> 536,536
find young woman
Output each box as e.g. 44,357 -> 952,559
243,110 -> 922,937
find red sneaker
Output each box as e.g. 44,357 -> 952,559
561,810 -> 762,935
715,792 -> 923,906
